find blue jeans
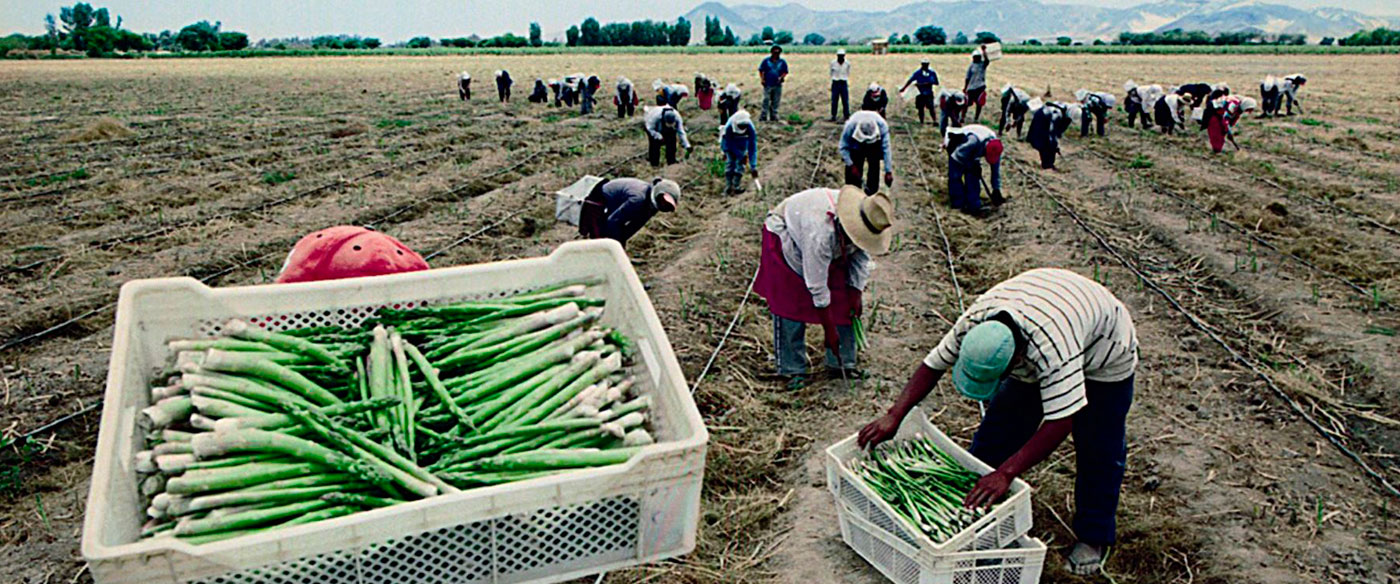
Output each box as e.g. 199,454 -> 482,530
947,159 -> 982,212
772,313 -> 856,376
969,375 -> 1135,546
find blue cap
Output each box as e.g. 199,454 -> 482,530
952,321 -> 1014,401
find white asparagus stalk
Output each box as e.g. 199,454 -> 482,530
156,453 -> 197,474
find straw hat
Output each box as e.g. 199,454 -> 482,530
835,186 -> 894,255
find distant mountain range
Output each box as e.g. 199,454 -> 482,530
683,0 -> 1399,43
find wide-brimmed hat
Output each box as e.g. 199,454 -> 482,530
835,186 -> 894,255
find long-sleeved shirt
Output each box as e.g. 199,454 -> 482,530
592,178 -> 659,245
839,111 -> 894,172
643,106 -> 690,148
1282,75 -> 1304,99
1027,103 -> 1071,151
720,119 -> 759,171
764,188 -> 872,307
830,59 -> 851,81
759,57 -> 789,87
862,89 -> 889,112
965,60 -> 988,91
923,268 -> 1138,420
907,68 -> 939,95
945,124 -> 997,167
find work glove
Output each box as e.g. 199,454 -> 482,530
818,307 -> 841,355
849,289 -> 863,318
884,171 -> 894,187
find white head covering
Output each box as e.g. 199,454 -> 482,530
1074,88 -> 1089,102
1240,97 -> 1257,111
494,70 -> 504,78
1261,75 -> 1277,91
1099,93 -> 1117,108
722,109 -> 754,136
868,82 -> 882,92
723,83 -> 741,96
836,49 -> 846,56
652,79 -> 665,92
1027,97 -> 1044,112
1066,104 -> 1083,120
1124,80 -> 1138,92
460,72 -> 471,80
618,77 -> 633,89
672,84 -> 690,96
853,116 -> 881,143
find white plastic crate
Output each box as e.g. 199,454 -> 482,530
825,407 -> 1032,555
839,508 -> 1044,584
82,240 -> 709,584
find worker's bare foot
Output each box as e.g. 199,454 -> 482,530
1066,542 -> 1107,575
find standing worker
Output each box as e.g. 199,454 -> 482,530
938,88 -> 969,135
943,124 -> 1004,215
754,186 -> 895,389
578,178 -> 681,249
718,83 -> 742,125
998,84 -> 1031,138
1026,101 -> 1074,169
719,109 -> 760,195
862,83 -> 890,118
495,70 -> 513,103
758,45 -> 789,122
858,267 -> 1139,577
1280,74 -> 1307,116
1076,89 -> 1116,138
615,77 -> 640,118
457,72 -> 472,101
695,73 -> 716,111
840,111 -> 895,195
528,79 -> 549,104
830,49 -> 852,122
900,59 -> 940,125
643,104 -> 692,166
963,45 -> 992,123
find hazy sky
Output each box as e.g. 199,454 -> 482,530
2,0 -> 1394,41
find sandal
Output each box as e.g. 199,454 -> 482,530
1065,542 -> 1108,576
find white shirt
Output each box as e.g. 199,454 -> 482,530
830,59 -> 851,81
924,268 -> 1138,420
642,106 -> 690,148
764,188 -> 871,308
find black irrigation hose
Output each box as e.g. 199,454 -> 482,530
899,124 -> 965,313
1016,165 -> 1400,500
1079,146 -> 1394,311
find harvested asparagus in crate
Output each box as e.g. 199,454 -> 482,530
851,437 -> 988,543
134,282 -> 654,544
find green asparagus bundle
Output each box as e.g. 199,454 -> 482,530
851,437 -> 989,543
134,279 -> 656,545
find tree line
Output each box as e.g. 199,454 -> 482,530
0,2 -> 258,56
564,17 -> 692,47
1116,29 -> 1307,45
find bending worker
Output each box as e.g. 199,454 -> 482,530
457,72 -> 472,101
528,79 -> 549,104
718,83 -> 742,125
862,82 -> 890,118
938,88 -> 968,135
1076,89 -> 1116,138
643,104 -> 691,166
998,84 -> 1031,139
859,267 -> 1139,577
578,177 -> 681,248
900,59 -> 939,125
755,186 -> 895,389
495,70 -> 513,103
1026,101 -> 1074,169
840,110 -> 894,195
943,124 -> 1004,215
616,77 -> 640,118
720,109 -> 759,195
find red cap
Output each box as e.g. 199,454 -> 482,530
276,226 -> 428,284
985,139 -> 1004,164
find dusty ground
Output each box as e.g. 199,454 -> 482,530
1,53 -> 1398,584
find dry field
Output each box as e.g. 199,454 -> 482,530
1,52 -> 1398,584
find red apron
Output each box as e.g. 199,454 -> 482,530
754,227 -> 856,326
698,89 -> 715,110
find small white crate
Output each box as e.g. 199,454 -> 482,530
839,507 -> 1045,584
82,240 -> 709,584
825,407 -> 1033,555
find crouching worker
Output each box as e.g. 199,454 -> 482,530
643,105 -> 692,166
755,186 -> 895,389
528,79 -> 549,104
858,267 -> 1139,577
278,226 -> 429,283
1076,89 -> 1115,137
862,83 -> 889,118
840,111 -> 895,195
718,83 -> 742,125
944,125 -> 1004,216
720,110 -> 759,195
1026,101 -> 1074,169
457,72 -> 472,101
578,178 -> 681,248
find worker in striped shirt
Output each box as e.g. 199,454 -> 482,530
859,267 -> 1138,576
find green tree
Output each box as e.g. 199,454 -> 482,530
1320,36 -> 1334,45
363,38 -> 380,48
774,30 -> 793,44
953,30 -> 968,45
1056,36 -> 1071,45
723,26 -> 736,46
1092,39 -> 1105,46
1023,38 -> 1042,45
761,26 -> 774,43
176,21 -> 220,51
974,31 -> 1000,44
671,17 -> 691,46
914,25 -> 946,45
529,22 -> 542,47
219,31 -> 249,50
113,28 -> 150,51
566,25 -> 579,46
60,3 -> 95,49
93,6 -> 109,27
803,32 -> 826,45
705,16 -> 724,45
81,25 -> 115,55
580,17 -> 601,46
406,36 -> 432,48
747,32 -> 763,46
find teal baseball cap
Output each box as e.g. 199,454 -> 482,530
952,321 -> 1015,401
